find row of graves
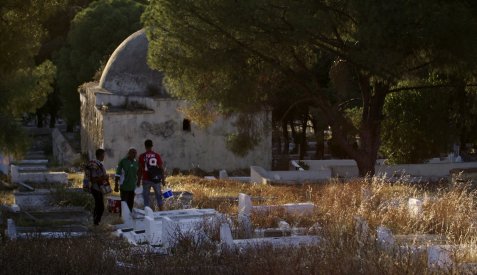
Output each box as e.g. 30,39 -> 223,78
5,165 -> 477,272
108,190 -> 476,272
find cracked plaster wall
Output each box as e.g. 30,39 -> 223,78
99,97 -> 271,171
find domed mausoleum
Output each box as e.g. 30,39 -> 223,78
79,30 -> 272,171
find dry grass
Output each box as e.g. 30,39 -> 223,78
2,174 -> 477,274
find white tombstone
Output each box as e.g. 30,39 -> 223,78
408,198 -> 423,218
144,214 -> 161,246
10,204 -> 20,213
7,219 -> 17,240
238,214 -> 253,238
220,223 -> 234,245
144,206 -> 154,218
162,216 -> 178,248
132,186 -> 144,209
428,245 -> 453,271
10,165 -> 20,183
238,193 -> 253,216
376,226 -> 395,249
219,170 -> 229,179
278,221 -> 291,230
121,201 -> 134,228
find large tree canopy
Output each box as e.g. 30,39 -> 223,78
56,0 -> 145,127
0,0 -> 62,155
143,0 -> 477,175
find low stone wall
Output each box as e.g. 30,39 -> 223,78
296,159 -> 357,171
10,165 -> 68,184
14,189 -> 52,209
375,162 -> 477,178
250,166 -> 331,184
301,160 -> 477,178
52,128 -> 80,166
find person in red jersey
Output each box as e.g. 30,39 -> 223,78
137,139 -> 166,210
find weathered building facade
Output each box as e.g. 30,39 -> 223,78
79,30 -> 272,171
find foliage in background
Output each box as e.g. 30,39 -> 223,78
143,0 -> 477,175
0,0 -> 62,155
381,89 -> 453,164
3,175 -> 477,273
55,0 -> 145,127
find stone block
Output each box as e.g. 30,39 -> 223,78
219,170 -> 228,179
7,219 -> 17,240
144,215 -> 162,246
428,245 -> 454,272
14,189 -> 52,210
278,221 -> 291,230
162,217 -> 179,248
238,193 -> 253,216
121,201 -> 133,228
232,235 -> 320,249
408,198 -> 423,218
10,204 -> 20,213
377,226 -> 395,249
220,223 -> 234,245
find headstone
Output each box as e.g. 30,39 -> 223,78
428,245 -> 453,272
162,217 -> 178,248
376,226 -> 395,249
10,165 -> 20,183
220,223 -> 234,245
408,198 -> 423,218
7,219 -> 17,240
278,221 -> 291,230
10,204 -> 20,213
144,214 -> 161,246
238,214 -> 253,238
144,206 -> 154,218
121,201 -> 133,228
238,193 -> 253,216
219,170 -> 228,179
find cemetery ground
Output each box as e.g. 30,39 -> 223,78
2,173 -> 477,274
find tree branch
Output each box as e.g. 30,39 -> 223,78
388,83 -> 477,93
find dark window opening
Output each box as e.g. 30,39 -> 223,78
183,119 -> 191,131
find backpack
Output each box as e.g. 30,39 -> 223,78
145,156 -> 163,183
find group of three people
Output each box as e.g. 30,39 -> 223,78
84,139 -> 165,226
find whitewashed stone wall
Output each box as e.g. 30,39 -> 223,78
52,128 -> 80,165
79,83 -> 105,160
81,85 -> 272,171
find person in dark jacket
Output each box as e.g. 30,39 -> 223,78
84,149 -> 109,225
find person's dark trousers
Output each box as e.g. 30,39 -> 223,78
120,190 -> 135,212
91,189 -> 104,225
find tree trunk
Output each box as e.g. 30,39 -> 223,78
281,119 -> 289,154
310,117 -> 324,159
315,73 -> 388,177
36,110 -> 44,128
299,114 -> 308,160
49,112 -> 56,128
290,119 -> 297,153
